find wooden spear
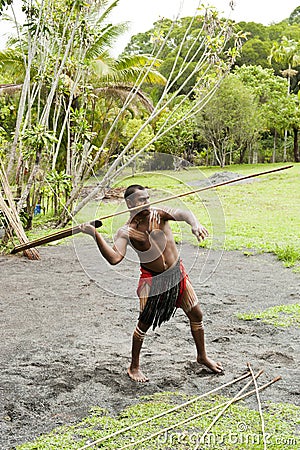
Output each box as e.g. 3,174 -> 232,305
11,164 -> 293,255
117,376 -> 282,450
79,371 -> 253,449
11,219 -> 103,254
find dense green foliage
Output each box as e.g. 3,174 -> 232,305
235,21 -> 300,86
0,0 -> 166,229
197,74 -> 260,166
122,6 -> 300,166
124,8 -> 300,95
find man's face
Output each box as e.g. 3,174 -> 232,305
126,189 -> 150,211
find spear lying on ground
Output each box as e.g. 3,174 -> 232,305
11,165 -> 293,255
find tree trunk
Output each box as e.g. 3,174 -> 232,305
221,152 -> 225,168
252,150 -> 258,164
248,143 -> 252,164
283,129 -> 287,162
272,129 -> 277,163
293,127 -> 300,162
239,145 -> 247,164
16,149 -> 42,215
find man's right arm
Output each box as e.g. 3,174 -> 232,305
80,224 -> 128,265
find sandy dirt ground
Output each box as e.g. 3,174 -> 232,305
0,239 -> 299,449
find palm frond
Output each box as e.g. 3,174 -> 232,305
85,22 -> 127,60
91,53 -> 166,85
110,67 -> 166,85
90,52 -> 116,77
115,54 -> 163,70
93,84 -> 154,112
0,48 -> 25,81
113,54 -> 166,85
91,0 -> 120,26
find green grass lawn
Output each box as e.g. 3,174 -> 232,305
72,163 -> 300,268
18,162 -> 300,269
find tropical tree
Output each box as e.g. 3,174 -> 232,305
197,74 -> 260,167
121,117 -> 155,175
68,6 -> 247,224
234,65 -> 289,162
235,22 -> 272,69
269,36 -> 300,159
124,14 -> 238,101
289,6 -> 300,25
0,0 -> 165,233
269,36 -> 300,94
154,98 -> 198,162
234,17 -> 300,92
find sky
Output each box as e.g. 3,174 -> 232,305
0,0 -> 299,54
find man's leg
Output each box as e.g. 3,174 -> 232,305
127,319 -> 151,382
128,283 -> 151,382
182,280 -> 223,374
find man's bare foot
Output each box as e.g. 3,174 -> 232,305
127,367 -> 149,382
197,356 -> 224,374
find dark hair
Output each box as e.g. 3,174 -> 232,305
124,184 -> 145,200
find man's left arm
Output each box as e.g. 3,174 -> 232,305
158,207 -> 209,241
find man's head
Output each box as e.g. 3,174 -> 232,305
124,185 -> 150,210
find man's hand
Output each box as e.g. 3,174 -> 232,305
149,209 -> 161,232
191,224 -> 209,241
79,223 -> 96,237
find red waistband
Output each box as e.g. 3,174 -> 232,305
137,259 -> 187,306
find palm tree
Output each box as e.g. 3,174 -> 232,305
269,36 -> 300,94
269,36 -> 300,161
0,1 -> 165,95
0,0 -> 166,233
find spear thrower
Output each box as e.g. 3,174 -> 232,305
11,165 -> 293,255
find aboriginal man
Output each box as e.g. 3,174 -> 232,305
80,184 -> 223,382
